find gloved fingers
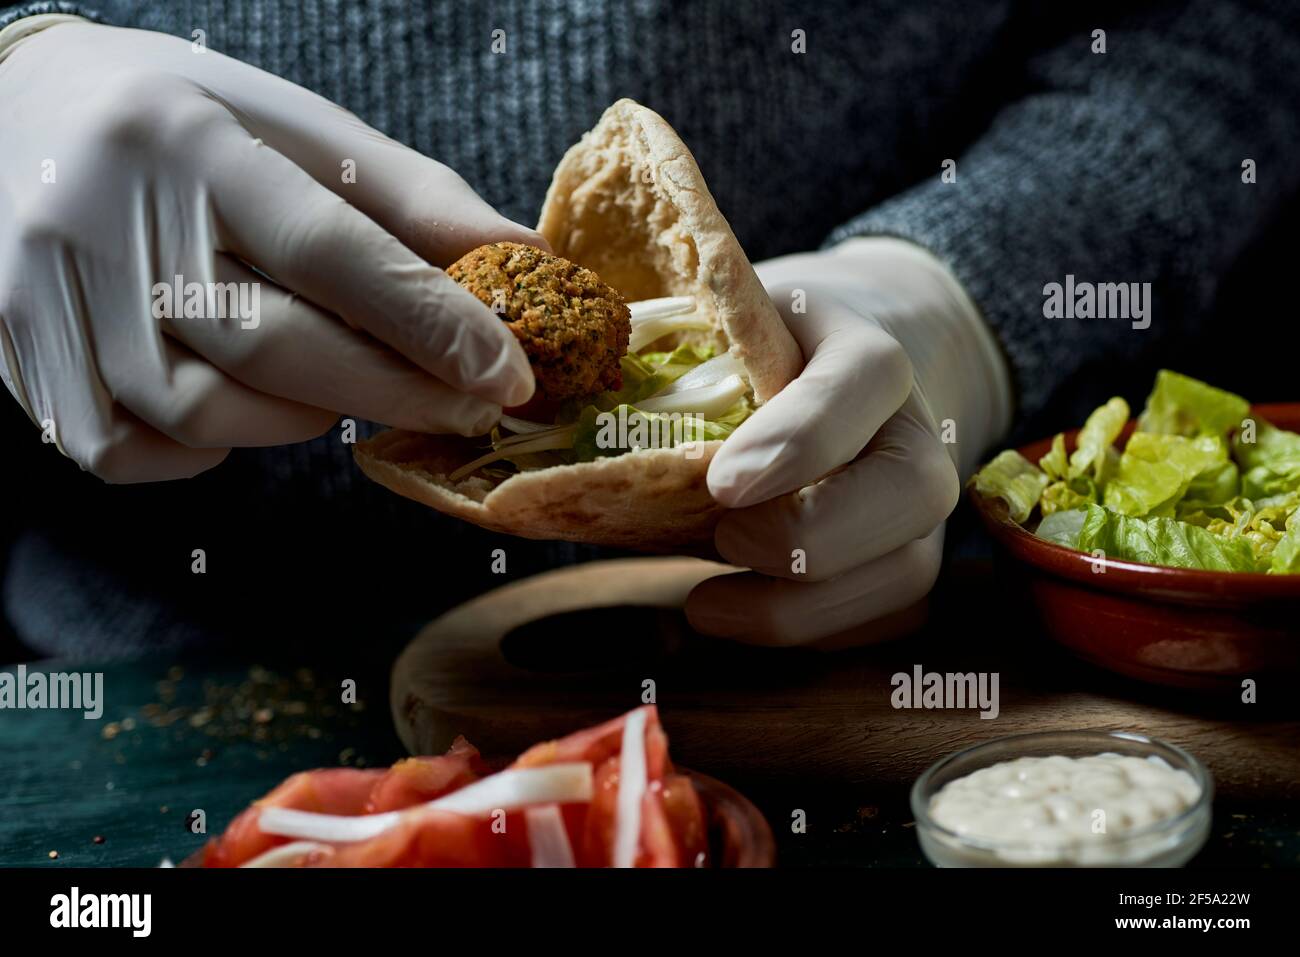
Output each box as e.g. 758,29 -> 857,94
165,254 -> 504,435
172,44 -> 548,264
58,403 -> 231,484
707,291 -> 913,508
0,322 -> 39,428
247,101 -> 548,264
713,394 -> 960,581
326,136 -> 550,264
804,598 -> 931,651
752,250 -> 836,289
112,336 -> 338,449
13,336 -> 233,482
685,526 -> 945,647
204,119 -> 534,407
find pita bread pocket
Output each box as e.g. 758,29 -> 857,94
354,99 -> 802,550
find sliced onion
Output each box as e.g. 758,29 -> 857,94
500,415 -> 555,435
652,351 -> 747,397
636,374 -> 747,419
628,296 -> 696,321
448,426 -> 576,482
258,807 -> 401,843
240,841 -> 335,868
256,764 -> 595,843
525,805 -> 576,868
493,424 -> 574,448
428,762 -> 593,816
629,313 -> 713,353
612,709 -> 649,868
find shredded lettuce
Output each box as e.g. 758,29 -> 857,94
971,369 -> 1300,573
571,401 -> 745,462
451,319 -> 753,482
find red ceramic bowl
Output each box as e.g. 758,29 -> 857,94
970,403 -> 1300,690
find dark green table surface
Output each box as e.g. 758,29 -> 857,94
3,556 -> 1299,869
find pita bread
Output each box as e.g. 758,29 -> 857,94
354,99 -> 802,550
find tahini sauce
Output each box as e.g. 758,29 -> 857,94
928,753 -> 1201,865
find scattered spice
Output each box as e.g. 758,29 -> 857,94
99,664 -> 371,778
48,850 -> 58,859
93,835 -> 105,845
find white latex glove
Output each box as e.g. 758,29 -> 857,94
686,237 -> 1013,648
0,18 -> 541,482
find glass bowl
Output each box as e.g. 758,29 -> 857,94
911,730 -> 1213,867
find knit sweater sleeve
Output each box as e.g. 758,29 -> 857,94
0,1 -> 98,29
827,0 -> 1300,428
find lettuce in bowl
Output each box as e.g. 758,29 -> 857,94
972,370 -> 1300,574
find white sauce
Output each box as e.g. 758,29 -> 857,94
928,753 -> 1202,865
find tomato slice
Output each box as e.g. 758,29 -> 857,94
511,705 -> 662,770
660,773 -> 708,867
638,786 -> 682,867
578,755 -> 621,866
202,768 -> 384,868
365,737 -> 483,812
315,810 -> 530,868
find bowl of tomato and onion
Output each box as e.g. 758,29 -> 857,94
969,403 -> 1300,690
182,764 -> 773,869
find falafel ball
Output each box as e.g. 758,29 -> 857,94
446,242 -> 631,403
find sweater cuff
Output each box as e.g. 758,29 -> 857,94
824,84 -> 1207,437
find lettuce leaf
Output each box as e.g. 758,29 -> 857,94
1233,419 -> 1300,470
1102,433 -> 1227,517
1041,477 -> 1097,515
1235,421 -> 1300,497
1069,397 -> 1129,482
1036,508 -> 1089,548
1270,514 -> 1300,574
972,451 -> 1050,524
1136,369 -> 1250,438
571,402 -> 745,463
639,343 -> 714,377
1177,492 -> 1299,565
1038,433 -> 1069,482
1075,503 -> 1261,572
1182,458 -> 1240,506
556,353 -> 689,424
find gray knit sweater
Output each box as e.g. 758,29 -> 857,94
3,0 -> 1299,658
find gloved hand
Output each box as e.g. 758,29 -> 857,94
686,237 -> 1013,648
0,18 -> 540,482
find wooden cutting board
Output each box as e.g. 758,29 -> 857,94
391,557 -> 1300,798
